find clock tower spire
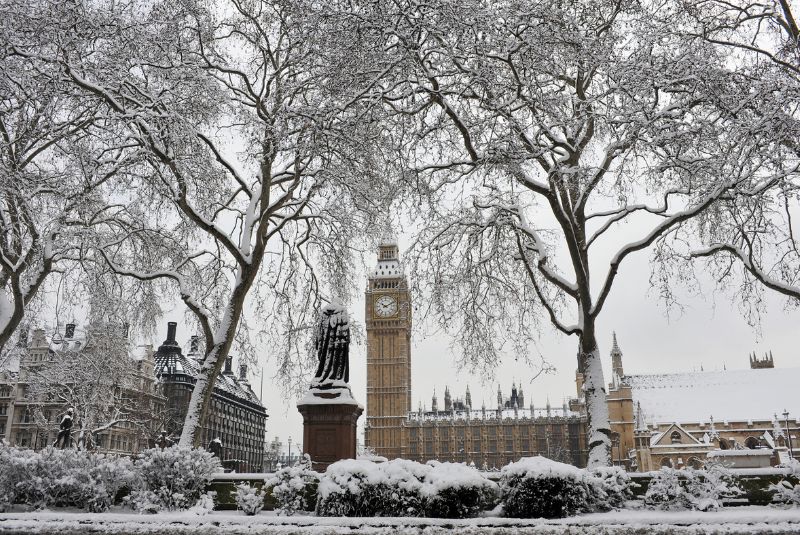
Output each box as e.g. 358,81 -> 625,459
364,238 -> 412,460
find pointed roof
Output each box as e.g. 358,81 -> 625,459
611,331 -> 621,354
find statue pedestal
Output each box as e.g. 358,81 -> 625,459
297,390 -> 363,472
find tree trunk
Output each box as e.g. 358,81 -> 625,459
578,328 -> 612,468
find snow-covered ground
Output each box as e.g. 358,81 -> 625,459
1,507 -> 800,534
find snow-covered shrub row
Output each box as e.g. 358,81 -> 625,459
265,455 -> 320,515
316,459 -> 498,518
126,446 -> 221,513
587,465 -> 635,510
644,463 -> 741,511
0,444 -> 134,512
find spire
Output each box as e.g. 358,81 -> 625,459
444,385 -> 452,411
497,384 -> 503,409
432,388 -> 438,413
610,331 -> 624,378
465,385 -> 472,409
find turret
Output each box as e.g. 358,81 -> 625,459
432,388 -> 438,413
518,385 -> 525,407
444,386 -> 452,411
497,384 -> 503,410
465,386 -> 472,409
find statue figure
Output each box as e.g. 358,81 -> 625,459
54,408 -> 74,449
311,301 -> 350,388
155,431 -> 173,449
208,437 -> 223,459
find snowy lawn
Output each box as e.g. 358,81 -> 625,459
1,507 -> 800,534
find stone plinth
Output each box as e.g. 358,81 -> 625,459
297,391 -> 363,472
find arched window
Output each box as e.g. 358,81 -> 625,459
670,431 -> 682,444
688,457 -> 703,469
719,438 -> 731,450
660,457 -> 673,468
745,436 -> 760,449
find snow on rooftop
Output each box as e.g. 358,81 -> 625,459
628,367 -> 800,425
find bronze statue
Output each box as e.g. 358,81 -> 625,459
312,301 -> 350,388
54,408 -> 73,449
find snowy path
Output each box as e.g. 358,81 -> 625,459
1,507 -> 800,534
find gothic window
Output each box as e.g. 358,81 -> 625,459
660,457 -> 673,468
745,436 -> 760,449
688,457 -> 703,469
719,438 -> 731,450
670,431 -> 682,444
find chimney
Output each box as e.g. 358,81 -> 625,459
239,364 -> 248,382
166,322 -> 177,343
65,323 -> 76,338
224,356 -> 233,374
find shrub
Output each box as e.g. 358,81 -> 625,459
234,483 -> 266,515
644,467 -> 691,510
0,445 -> 134,512
127,446 -> 220,513
316,459 -> 392,517
770,460 -> 800,506
645,465 -> 741,511
266,455 -> 320,515
421,461 -> 499,518
684,462 -> 741,511
500,456 -> 590,518
587,466 -> 635,511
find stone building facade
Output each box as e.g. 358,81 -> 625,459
606,337 -> 799,471
0,324 -> 164,454
154,323 -> 267,472
363,242 -> 589,467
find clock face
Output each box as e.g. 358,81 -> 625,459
374,295 -> 398,317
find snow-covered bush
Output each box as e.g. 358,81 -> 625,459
0,445 -> 134,512
127,446 -> 220,512
317,458 -> 496,518
770,460 -> 800,505
234,483 -> 266,515
316,459 -> 396,516
500,456 -> 590,518
421,461 -> 499,518
586,466 -> 635,510
684,462 -> 741,511
645,465 -> 740,511
266,456 -> 320,515
644,467 -> 691,510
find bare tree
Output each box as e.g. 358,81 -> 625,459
357,0 -> 798,466
0,18 -> 138,358
8,0 -> 392,446
23,322 -> 159,450
677,1 -> 800,305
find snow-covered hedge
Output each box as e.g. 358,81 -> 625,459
500,456 -> 593,518
644,464 -> 741,511
265,456 -> 320,515
127,446 -> 221,513
0,445 -> 134,512
316,459 -> 497,518
421,461 -> 500,518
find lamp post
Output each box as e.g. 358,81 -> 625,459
287,436 -> 293,465
784,410 -> 794,460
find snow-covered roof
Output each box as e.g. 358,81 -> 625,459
371,259 -> 404,279
154,347 -> 262,407
628,367 -> 800,425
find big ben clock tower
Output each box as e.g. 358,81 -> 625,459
364,240 -> 412,459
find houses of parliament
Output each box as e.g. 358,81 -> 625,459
363,241 -> 588,469
362,241 -> 799,471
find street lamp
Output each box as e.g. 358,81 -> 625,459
784,410 -> 794,460
287,436 -> 293,465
